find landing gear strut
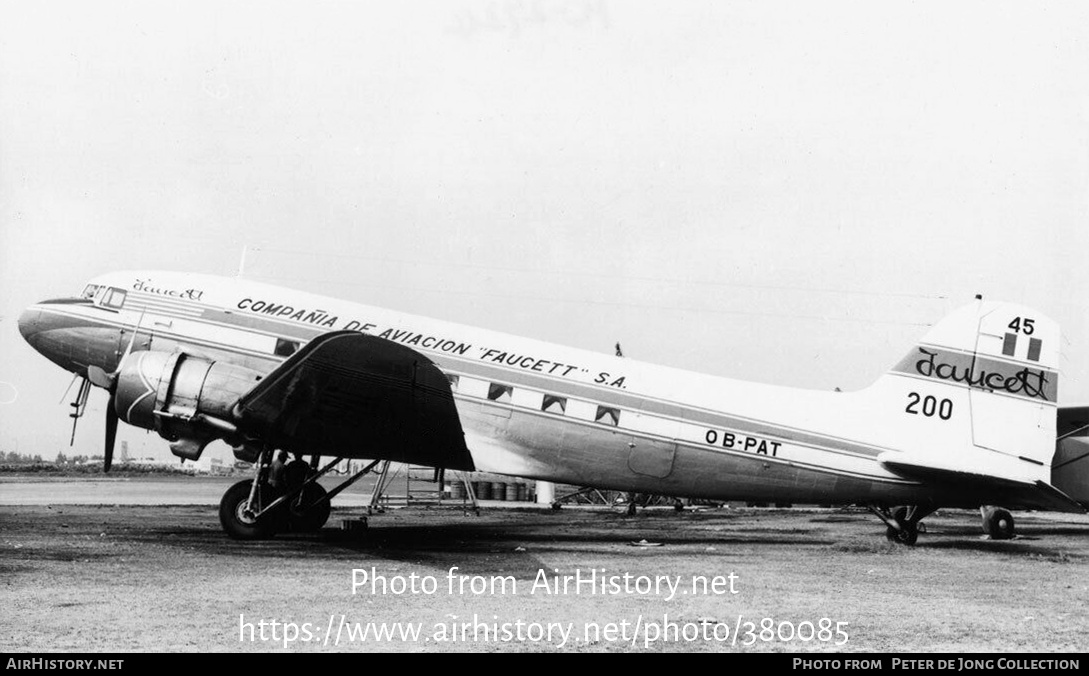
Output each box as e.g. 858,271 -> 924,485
289,483 -> 331,532
219,452 -> 382,540
868,504 -> 936,546
219,446 -> 278,540
981,506 -> 1015,540
282,457 -> 330,532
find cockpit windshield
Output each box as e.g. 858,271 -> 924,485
81,284 -> 127,310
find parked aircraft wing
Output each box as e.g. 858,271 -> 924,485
879,452 -> 1085,513
1058,406 -> 1089,439
235,331 -> 474,470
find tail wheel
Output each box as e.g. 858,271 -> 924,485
885,523 -> 919,546
219,480 -> 276,540
289,483 -> 331,532
982,507 -> 1015,540
876,505 -> 927,546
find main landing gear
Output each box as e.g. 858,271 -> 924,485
219,448 -> 381,540
980,506 -> 1015,540
868,504 -> 936,546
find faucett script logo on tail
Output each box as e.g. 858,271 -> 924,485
894,347 -> 1055,402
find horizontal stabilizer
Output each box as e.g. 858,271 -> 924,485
1031,480 -> 1087,513
1058,405 -> 1089,439
879,452 -> 1085,513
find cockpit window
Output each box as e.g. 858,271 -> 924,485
85,285 -> 126,310
102,288 -> 127,309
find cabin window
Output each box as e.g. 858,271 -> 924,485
542,395 -> 567,414
447,374 -> 460,391
512,388 -> 543,409
81,284 -> 101,299
457,377 -> 489,399
274,338 -> 299,357
595,406 -> 620,426
564,399 -> 598,421
487,383 -> 512,403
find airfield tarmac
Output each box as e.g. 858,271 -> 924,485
2,475 -> 1088,653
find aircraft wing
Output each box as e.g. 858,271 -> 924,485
1058,406 -> 1089,439
879,452 -> 1085,513
235,331 -> 474,470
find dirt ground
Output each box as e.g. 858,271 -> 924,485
2,478 -> 1088,653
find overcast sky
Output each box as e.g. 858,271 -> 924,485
1,1 -> 1087,460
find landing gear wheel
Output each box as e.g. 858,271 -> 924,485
879,505 -> 923,546
288,483 -> 331,532
982,507 -> 1015,540
626,501 -> 638,516
220,480 -> 276,540
284,459 -> 310,488
885,522 -> 918,546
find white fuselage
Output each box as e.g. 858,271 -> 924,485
24,270 -> 978,505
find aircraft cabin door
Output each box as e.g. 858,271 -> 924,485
624,410 -> 678,479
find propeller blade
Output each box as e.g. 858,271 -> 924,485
88,310 -> 147,392
99,312 -> 143,473
115,310 -> 146,373
104,395 -> 118,473
86,365 -> 115,390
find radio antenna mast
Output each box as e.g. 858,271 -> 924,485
236,244 -> 249,278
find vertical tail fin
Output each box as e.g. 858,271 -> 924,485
880,299 -> 1058,481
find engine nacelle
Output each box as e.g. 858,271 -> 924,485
113,351 -> 265,460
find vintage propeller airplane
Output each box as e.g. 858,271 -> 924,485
17,271 -> 1089,544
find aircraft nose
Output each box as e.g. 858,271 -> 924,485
18,305 -> 41,345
